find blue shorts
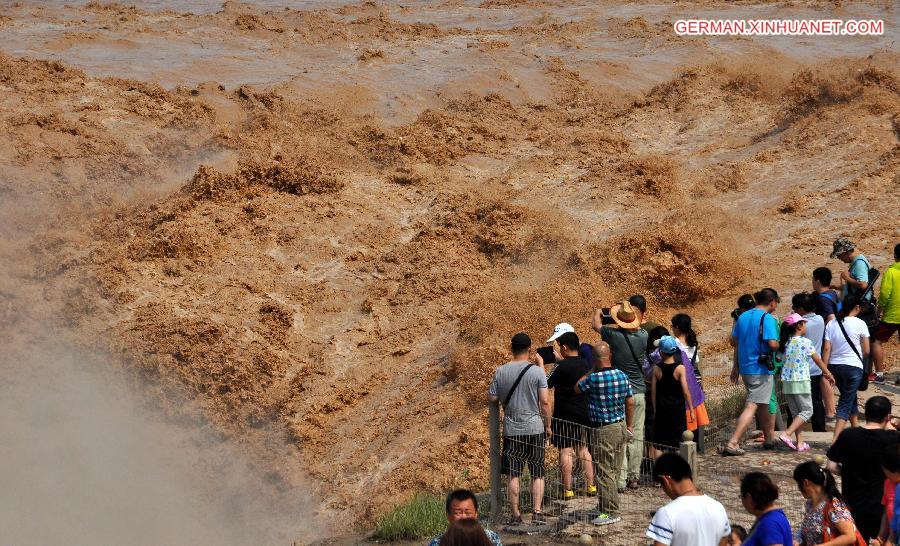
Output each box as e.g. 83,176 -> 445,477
830,364 -> 863,420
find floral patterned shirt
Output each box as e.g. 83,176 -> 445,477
799,497 -> 853,546
781,336 -> 815,383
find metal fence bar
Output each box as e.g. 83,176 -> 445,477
488,401 -> 501,524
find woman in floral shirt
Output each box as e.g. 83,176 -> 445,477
778,314 -> 831,451
793,461 -> 861,545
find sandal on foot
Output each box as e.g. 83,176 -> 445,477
797,442 -> 811,452
779,434 -> 797,451
719,444 -> 745,456
532,512 -> 548,525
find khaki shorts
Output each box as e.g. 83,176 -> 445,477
742,374 -> 774,405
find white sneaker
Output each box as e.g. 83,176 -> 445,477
592,513 -> 621,526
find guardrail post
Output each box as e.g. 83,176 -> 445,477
489,401 -> 501,523
679,430 -> 697,478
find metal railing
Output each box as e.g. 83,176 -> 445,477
488,400 -> 809,544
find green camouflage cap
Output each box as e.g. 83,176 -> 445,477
830,236 -> 855,258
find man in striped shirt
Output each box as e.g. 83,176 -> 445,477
646,453 -> 731,546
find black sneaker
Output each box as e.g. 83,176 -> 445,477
874,374 -> 886,384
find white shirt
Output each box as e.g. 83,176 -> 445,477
824,316 -> 869,369
802,313 -> 825,375
646,494 -> 731,546
675,338 -> 699,367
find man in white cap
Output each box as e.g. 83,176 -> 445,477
592,301 -> 649,492
545,322 -> 595,368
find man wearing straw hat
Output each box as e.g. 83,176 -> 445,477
593,300 -> 649,492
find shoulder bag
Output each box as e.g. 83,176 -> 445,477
503,363 -> 534,407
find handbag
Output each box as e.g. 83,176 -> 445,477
821,499 -> 866,545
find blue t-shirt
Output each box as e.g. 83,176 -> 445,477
743,508 -> 792,546
732,309 -> 779,375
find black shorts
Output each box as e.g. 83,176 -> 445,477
550,419 -> 592,449
873,321 -> 900,343
501,434 -> 546,478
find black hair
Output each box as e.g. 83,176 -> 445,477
737,294 -> 755,311
445,489 -> 478,514
628,294 -> 648,314
652,452 -> 693,482
754,288 -> 780,306
779,321 -> 802,353
883,446 -> 900,473
793,461 -> 841,501
813,267 -> 833,287
557,331 -> 580,352
646,326 -> 670,357
895,243 -> 900,261
839,295 -> 860,319
670,313 -> 697,347
731,525 -> 747,541
511,332 -> 531,354
740,472 -> 779,510
792,292 -> 817,314
865,395 -> 891,423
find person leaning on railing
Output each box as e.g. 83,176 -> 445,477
574,341 -> 634,527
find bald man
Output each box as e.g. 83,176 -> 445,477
575,342 -> 635,525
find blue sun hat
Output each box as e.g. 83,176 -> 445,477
655,335 -> 680,355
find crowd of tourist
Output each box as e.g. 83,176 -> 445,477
431,239 -> 899,545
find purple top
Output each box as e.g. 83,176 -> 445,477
650,348 -> 705,408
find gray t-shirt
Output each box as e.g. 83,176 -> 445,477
489,360 -> 548,436
802,312 -> 825,376
600,326 -> 649,394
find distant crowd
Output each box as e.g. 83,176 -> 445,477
429,238 -> 900,545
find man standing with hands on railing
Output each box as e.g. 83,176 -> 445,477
575,341 -> 635,526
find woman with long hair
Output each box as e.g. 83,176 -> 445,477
670,313 -> 709,447
793,461 -> 862,545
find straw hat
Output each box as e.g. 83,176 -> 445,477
610,301 -> 641,329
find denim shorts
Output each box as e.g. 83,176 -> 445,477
831,364 -> 863,420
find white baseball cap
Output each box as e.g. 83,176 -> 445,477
546,322 -> 575,344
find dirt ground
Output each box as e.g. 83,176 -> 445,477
1,0 -> 898,542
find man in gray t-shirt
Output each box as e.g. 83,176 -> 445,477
488,332 -> 550,524
593,301 -> 648,492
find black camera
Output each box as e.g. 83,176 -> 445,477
758,352 -> 776,372
600,307 -> 616,325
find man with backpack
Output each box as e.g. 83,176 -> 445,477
830,237 -> 881,382
488,333 -> 551,524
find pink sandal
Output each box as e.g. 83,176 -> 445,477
797,442 -> 811,452
779,434 -> 797,451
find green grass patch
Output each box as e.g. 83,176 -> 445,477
374,493 -> 447,541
